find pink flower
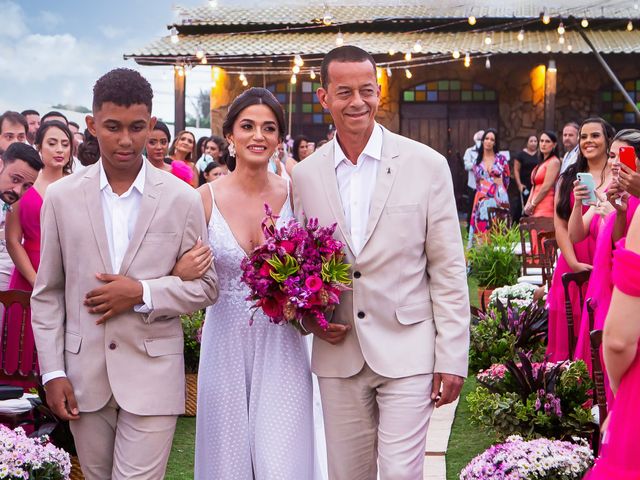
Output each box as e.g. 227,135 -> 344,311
305,275 -> 323,292
259,263 -> 272,277
281,240 -> 296,254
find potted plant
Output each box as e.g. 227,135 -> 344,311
0,425 -> 71,479
488,283 -> 538,311
467,222 -> 521,309
460,435 -> 593,479
181,309 -> 204,417
467,353 -> 594,441
469,300 -> 548,373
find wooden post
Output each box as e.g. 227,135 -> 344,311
174,67 -> 186,133
544,60 -> 557,131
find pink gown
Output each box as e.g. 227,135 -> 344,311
546,195 -> 599,362
574,196 -> 640,406
2,187 -> 42,386
586,240 -> 640,479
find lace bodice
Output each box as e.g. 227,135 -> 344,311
207,182 -> 293,295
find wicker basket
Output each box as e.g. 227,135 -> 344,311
70,455 -> 84,480
184,373 -> 198,417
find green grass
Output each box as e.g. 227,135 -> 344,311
446,377 -> 497,479
165,417 -> 196,479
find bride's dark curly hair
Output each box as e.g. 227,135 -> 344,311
556,117 -> 616,221
222,87 -> 286,171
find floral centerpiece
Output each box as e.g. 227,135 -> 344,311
460,435 -> 593,480
469,300 -> 547,372
489,283 -> 538,311
0,425 -> 71,479
241,205 -> 351,330
468,353 -> 594,440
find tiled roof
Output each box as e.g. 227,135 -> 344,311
171,2 -> 640,27
124,30 -> 640,66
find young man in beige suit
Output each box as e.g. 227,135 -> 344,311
292,46 -> 470,479
31,69 -> 218,479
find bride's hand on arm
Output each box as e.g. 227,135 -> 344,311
171,238 -> 213,281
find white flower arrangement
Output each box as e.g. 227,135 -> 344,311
489,283 -> 537,310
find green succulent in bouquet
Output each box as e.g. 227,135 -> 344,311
181,309 -> 204,374
467,221 -> 521,288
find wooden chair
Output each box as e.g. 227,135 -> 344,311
589,329 -> 607,457
561,271 -> 591,360
517,216 -> 555,284
586,297 -> 596,332
541,237 -> 559,291
0,290 -> 41,429
487,206 -> 512,231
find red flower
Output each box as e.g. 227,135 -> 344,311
281,240 -> 296,254
581,398 -> 593,410
260,297 -> 283,318
305,275 -> 323,292
259,263 -> 272,277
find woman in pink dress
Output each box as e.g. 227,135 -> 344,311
4,121 -> 72,383
574,129 -> 640,406
546,118 -> 615,362
586,210 -> 640,479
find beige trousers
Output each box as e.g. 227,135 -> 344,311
319,364 -> 434,480
69,397 -> 177,480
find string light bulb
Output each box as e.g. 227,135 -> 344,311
559,35 -> 565,44
484,33 -> 492,45
581,18 -> 589,28
628,20 -> 634,31
294,55 -> 304,66
405,68 -> 412,79
557,22 -> 565,35
452,49 -> 460,59
242,79 -> 248,87
468,15 -> 476,26
485,57 -> 491,69
195,46 -> 204,59
170,26 -> 179,44
404,51 -> 412,61
517,29 -> 525,41
335,31 -> 344,46
310,69 -> 316,80
200,56 -> 207,65
546,43 -> 552,52
322,12 -> 333,26
290,74 -> 297,84
388,48 -> 396,56
567,44 -> 573,51
413,40 -> 423,53
239,72 -> 246,82
464,53 -> 471,67
542,12 -> 551,25
386,66 -> 392,77
292,65 -> 301,74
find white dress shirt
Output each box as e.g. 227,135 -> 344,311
462,143 -> 480,189
334,124 -> 383,256
560,145 -> 579,174
42,161 -> 153,384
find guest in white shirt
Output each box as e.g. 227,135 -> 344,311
462,130 -> 484,223
560,121 -> 580,174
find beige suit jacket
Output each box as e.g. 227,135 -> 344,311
31,161 -> 218,416
292,127 -> 469,379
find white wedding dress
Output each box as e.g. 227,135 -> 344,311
195,182 -> 325,479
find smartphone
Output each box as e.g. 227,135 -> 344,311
619,146 -> 637,172
576,172 -> 597,205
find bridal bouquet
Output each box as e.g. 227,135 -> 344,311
0,425 -> 71,479
240,205 -> 351,330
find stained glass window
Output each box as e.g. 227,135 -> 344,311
600,80 -> 640,126
266,80 -> 331,131
402,80 -> 497,103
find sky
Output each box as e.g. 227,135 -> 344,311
0,0 -> 244,123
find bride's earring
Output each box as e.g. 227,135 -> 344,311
228,142 -> 236,157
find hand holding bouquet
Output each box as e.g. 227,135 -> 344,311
240,205 -> 351,331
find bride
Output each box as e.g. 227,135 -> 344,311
194,87 -> 320,479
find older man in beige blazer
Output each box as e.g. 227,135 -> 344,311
31,69 -> 218,479
293,47 -> 469,479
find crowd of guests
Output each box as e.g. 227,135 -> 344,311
465,116 -> 640,477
